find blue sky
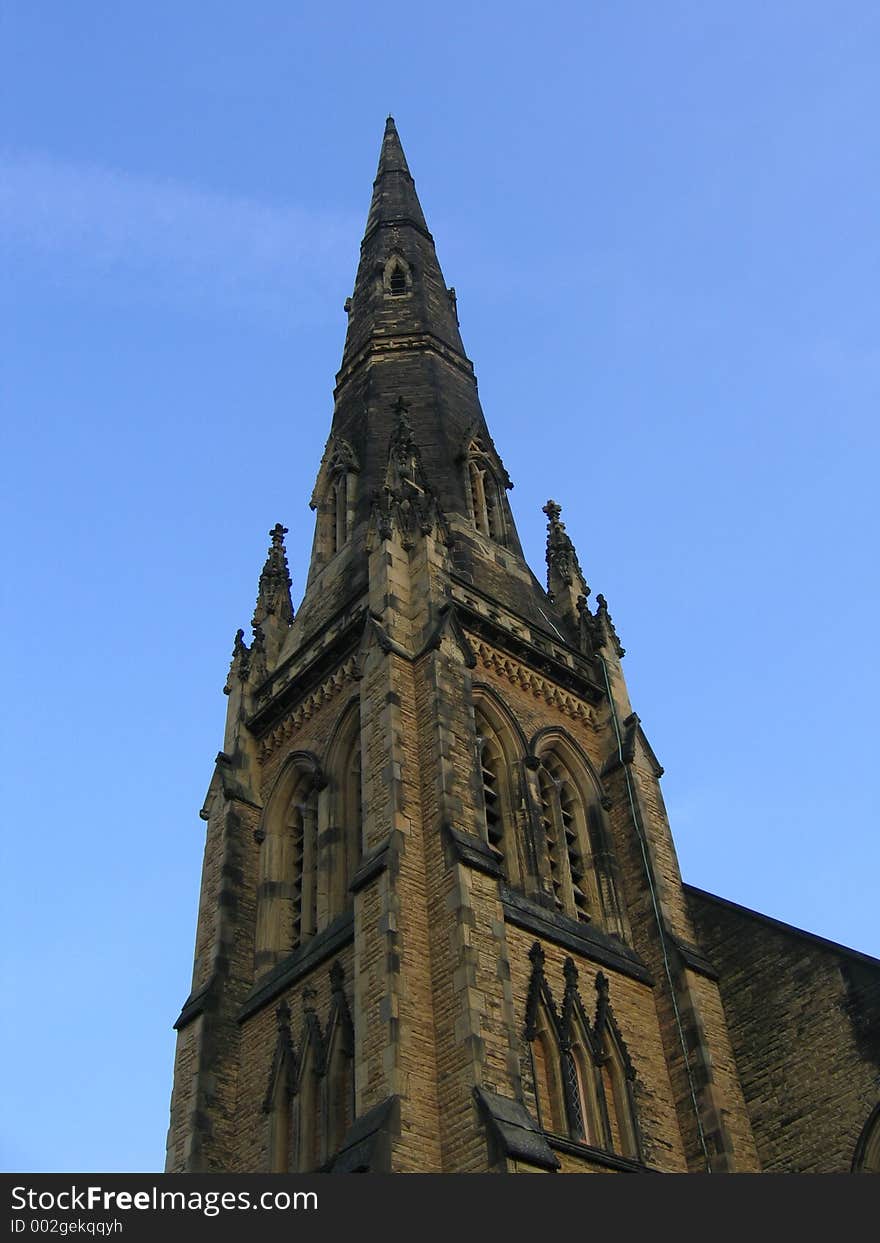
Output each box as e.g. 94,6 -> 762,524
2,2 -> 878,1172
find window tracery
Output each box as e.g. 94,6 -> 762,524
524,944 -> 643,1163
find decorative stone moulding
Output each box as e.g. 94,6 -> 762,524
473,639 -> 595,726
258,656 -> 360,761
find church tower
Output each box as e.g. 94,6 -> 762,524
165,118 -> 764,1174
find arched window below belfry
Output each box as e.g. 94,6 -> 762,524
531,740 -> 627,940
322,705 -> 362,929
255,757 -> 322,975
473,699 -> 525,890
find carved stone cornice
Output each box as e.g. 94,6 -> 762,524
257,655 -> 360,762
471,638 -> 596,726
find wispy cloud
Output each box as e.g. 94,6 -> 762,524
0,151 -> 361,319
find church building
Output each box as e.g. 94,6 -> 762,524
165,119 -> 879,1174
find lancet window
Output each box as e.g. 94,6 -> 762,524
264,964 -> 355,1174
474,701 -> 524,890
524,945 -> 643,1163
465,438 -> 506,544
309,439 -> 359,579
255,756 -> 322,975
383,253 -> 412,296
534,744 -> 626,939
323,705 -> 363,925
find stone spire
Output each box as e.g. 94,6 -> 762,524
340,115 -> 466,370
364,115 -> 429,237
294,120 -> 583,654
327,121 -> 524,562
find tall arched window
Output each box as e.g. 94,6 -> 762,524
593,971 -> 642,1161
323,964 -> 355,1161
295,1041 -> 321,1173
537,754 -> 594,923
531,1014 -> 566,1134
264,1001 -> 296,1174
322,706 -> 362,928
255,757 -> 322,974
570,1041 -> 602,1147
465,439 -> 506,544
474,700 -> 524,889
533,742 -> 626,938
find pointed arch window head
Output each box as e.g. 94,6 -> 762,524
323,705 -> 363,927
264,1001 -> 296,1173
465,438 -> 507,545
473,701 -> 525,891
254,754 -> 324,976
309,439 -> 360,577
383,254 -> 412,296
532,743 -> 627,940
538,755 -> 591,924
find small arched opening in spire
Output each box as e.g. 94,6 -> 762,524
383,254 -> 412,297
465,439 -> 507,545
309,439 -> 360,580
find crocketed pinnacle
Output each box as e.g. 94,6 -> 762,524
543,499 -> 588,596
252,522 -> 294,632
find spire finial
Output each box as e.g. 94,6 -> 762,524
543,499 -> 562,526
